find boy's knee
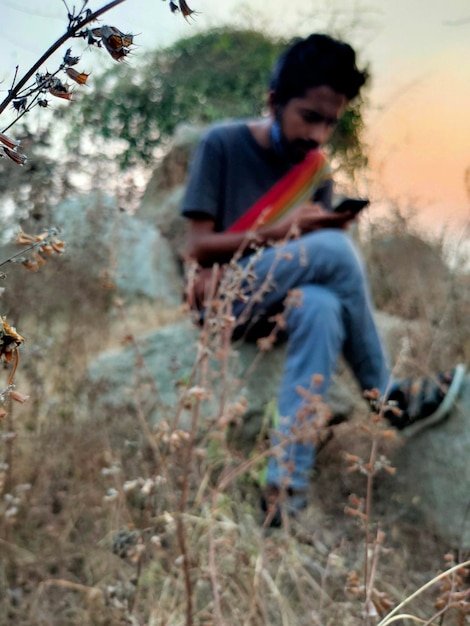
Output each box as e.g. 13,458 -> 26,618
285,285 -> 345,351
302,230 -> 364,279
287,285 -> 342,324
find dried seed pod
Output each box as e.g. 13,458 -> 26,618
0,132 -> 21,149
2,147 -> 27,165
94,25 -> 134,62
65,68 -> 90,85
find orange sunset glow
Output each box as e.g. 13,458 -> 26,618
367,45 -> 470,230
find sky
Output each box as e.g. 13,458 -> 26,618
1,0 -> 469,234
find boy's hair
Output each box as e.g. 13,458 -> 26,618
270,33 -> 368,105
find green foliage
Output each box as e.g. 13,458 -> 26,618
0,125 -> 66,232
331,98 -> 369,177
63,27 -> 369,173
63,28 -> 284,168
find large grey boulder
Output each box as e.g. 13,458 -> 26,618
86,310 -> 470,547
87,318 -> 358,433
390,374 -> 470,548
138,124 -> 206,265
86,311 -> 411,435
52,193 -> 183,305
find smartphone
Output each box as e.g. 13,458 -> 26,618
333,198 -> 370,215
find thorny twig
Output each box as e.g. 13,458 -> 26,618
0,2 -> 199,164
0,0 -> 128,120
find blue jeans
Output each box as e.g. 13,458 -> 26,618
233,230 -> 390,490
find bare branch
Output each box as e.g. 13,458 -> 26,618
0,0 -> 128,118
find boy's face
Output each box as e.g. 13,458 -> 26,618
272,85 -> 348,164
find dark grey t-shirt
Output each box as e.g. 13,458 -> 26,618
181,120 -> 333,232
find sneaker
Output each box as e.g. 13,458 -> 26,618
260,484 -> 308,528
384,364 -> 466,438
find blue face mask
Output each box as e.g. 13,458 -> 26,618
269,118 -> 286,159
270,111 -> 319,164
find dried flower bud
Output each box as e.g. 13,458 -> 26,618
344,505 -> 366,519
363,388 -> 380,400
3,147 -> 27,166
2,432 -> 17,442
344,453 -> 361,464
16,231 -> 36,245
0,318 -> 24,363
312,373 -> 324,387
167,1 -> 198,20
257,336 -> 274,352
123,479 -> 141,493
49,85 -> 75,101
0,132 -> 21,149
50,239 -> 65,254
12,97 -> 27,112
140,479 -> 155,496
45,76 -> 74,100
233,399 -> 247,414
9,390 -> 30,404
33,251 -> 46,266
93,25 -> 134,62
376,529 -> 386,544
178,0 -> 197,19
188,385 -> 211,400
22,259 -> 39,272
36,71 -> 51,87
103,488 -> 119,502
5,506 -> 18,520
65,68 -> 90,85
346,570 -> 361,592
40,244 -> 54,255
101,464 -> 121,477
63,48 -> 80,66
348,493 -> 362,507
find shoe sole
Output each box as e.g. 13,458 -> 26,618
403,363 -> 467,438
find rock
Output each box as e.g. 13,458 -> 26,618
86,312 -> 409,437
86,309 -> 470,547
141,184 -> 188,269
52,192 -> 183,306
87,318 -> 360,433
87,320 -> 200,429
137,123 -> 206,265
138,123 -> 206,222
137,124 -> 206,264
390,374 -> 470,548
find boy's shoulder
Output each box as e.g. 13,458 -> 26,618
202,118 -> 253,147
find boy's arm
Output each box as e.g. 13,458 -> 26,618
187,203 -> 354,266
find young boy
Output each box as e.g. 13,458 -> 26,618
181,33 -> 465,520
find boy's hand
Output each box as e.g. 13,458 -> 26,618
285,202 -> 354,234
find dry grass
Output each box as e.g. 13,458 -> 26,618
1,213 -> 470,625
